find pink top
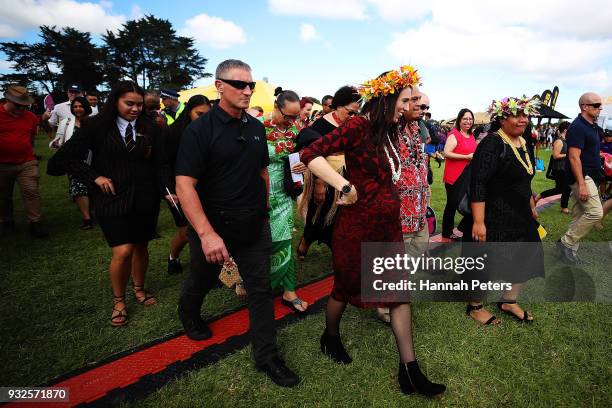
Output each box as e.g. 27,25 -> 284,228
443,128 -> 477,185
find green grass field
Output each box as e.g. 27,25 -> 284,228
0,135 -> 610,407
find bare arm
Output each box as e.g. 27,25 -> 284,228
307,156 -> 348,191
176,175 -> 229,264
568,147 -> 589,201
307,156 -> 356,204
443,134 -> 473,160
551,139 -> 565,160
471,201 -> 486,242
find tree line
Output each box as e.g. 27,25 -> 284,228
1,15 -> 210,99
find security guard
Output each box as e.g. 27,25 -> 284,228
160,89 -> 185,125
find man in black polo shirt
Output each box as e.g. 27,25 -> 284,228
557,92 -> 604,264
175,59 -> 299,387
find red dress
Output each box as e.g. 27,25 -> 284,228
300,116 -> 403,307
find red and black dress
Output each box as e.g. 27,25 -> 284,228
300,116 -> 403,307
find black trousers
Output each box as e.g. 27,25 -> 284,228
442,182 -> 459,238
540,173 -> 571,209
180,222 -> 278,364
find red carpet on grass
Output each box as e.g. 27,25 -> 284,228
7,194 -> 560,407
6,278 -> 333,408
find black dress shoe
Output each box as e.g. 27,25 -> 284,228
0,220 -> 15,236
29,221 -> 49,238
178,305 -> 212,341
556,240 -> 577,265
167,258 -> 183,274
255,356 -> 300,387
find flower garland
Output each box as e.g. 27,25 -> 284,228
358,65 -> 421,102
262,118 -> 297,154
487,96 -> 540,120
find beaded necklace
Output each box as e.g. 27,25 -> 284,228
384,133 -> 402,184
497,129 -> 533,175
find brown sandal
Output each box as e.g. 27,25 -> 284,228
133,285 -> 157,306
111,295 -> 128,327
466,303 -> 500,325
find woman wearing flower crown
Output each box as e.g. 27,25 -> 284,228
300,66 -> 446,397
463,96 -> 545,325
260,90 -> 309,313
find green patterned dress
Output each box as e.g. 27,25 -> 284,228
261,117 -> 299,290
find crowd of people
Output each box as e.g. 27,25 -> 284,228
0,58 -> 610,397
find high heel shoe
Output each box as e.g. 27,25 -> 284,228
320,330 -> 352,364
398,361 -> 446,397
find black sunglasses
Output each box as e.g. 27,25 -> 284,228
278,105 -> 299,121
419,104 -> 430,110
342,106 -> 358,116
218,78 -> 256,91
583,103 -> 602,108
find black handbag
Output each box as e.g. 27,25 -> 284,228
456,164 -> 472,216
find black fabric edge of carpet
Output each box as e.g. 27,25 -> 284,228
77,294 -> 329,407
40,272 -> 333,388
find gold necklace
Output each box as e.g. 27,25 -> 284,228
497,129 -> 533,175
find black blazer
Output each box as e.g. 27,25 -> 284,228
48,117 -> 171,217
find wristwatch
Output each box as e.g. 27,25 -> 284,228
340,183 -> 353,195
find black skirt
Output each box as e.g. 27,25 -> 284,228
97,207 -> 160,247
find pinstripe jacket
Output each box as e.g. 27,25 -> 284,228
48,116 -> 171,217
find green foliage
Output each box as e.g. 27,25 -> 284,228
102,15 -> 210,90
1,17 -> 210,95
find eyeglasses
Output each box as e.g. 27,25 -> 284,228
218,78 -> 256,91
418,104 -> 430,110
583,103 -> 602,108
278,105 -> 299,121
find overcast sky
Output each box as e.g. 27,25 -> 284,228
1,0 -> 611,119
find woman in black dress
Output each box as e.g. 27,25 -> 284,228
535,121 -> 571,213
164,95 -> 211,274
463,96 -> 544,325
296,86 -> 361,258
49,81 -> 173,326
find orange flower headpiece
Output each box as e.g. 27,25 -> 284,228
358,65 -> 422,101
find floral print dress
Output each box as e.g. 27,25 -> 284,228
261,117 -> 300,290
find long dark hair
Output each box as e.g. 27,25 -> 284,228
454,108 -> 474,134
172,94 -> 211,131
70,96 -> 92,117
94,81 -> 148,134
361,75 -> 408,152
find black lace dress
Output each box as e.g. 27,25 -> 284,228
461,133 -> 544,283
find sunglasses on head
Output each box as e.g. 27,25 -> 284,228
419,104 -> 430,110
218,78 -> 256,91
583,102 -> 602,108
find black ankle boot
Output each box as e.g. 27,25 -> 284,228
320,330 -> 352,364
398,361 -> 446,397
